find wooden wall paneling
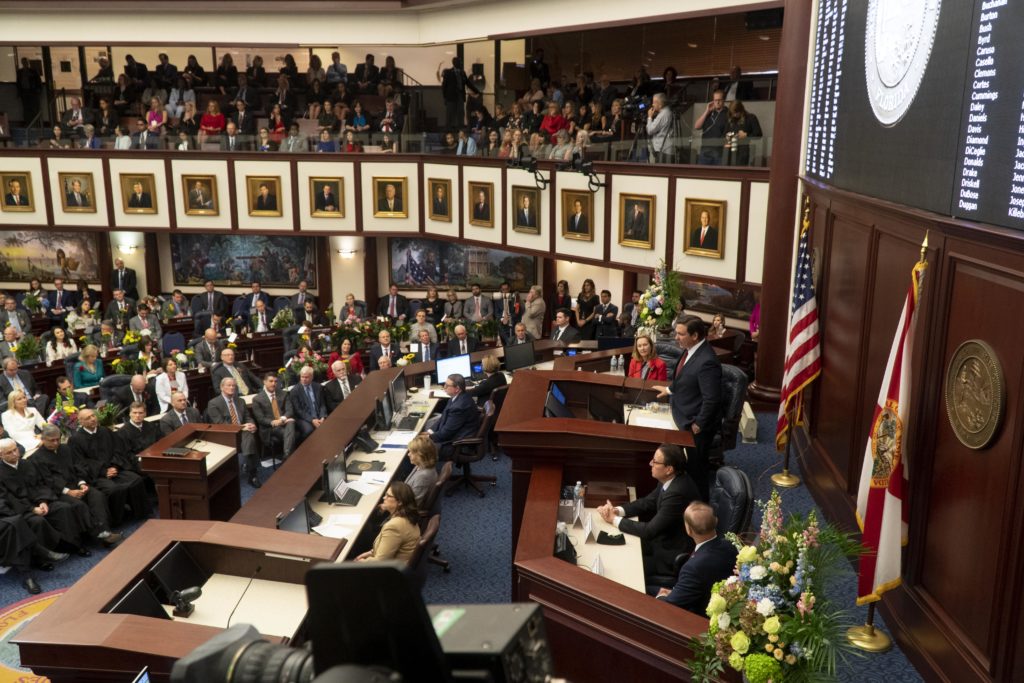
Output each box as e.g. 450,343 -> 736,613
501,165 -> 508,247
164,158 -> 177,229
363,238 -> 378,313
289,158 -> 301,230
457,164 -> 464,240
315,237 -> 332,303
353,160 -> 363,233
226,160 -> 238,229
101,157 -> 116,229
38,156 -> 55,227
144,232 -> 161,295
665,174 -> 677,271
418,160 -> 426,233
736,179 -> 750,283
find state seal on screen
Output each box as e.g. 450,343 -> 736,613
865,0 -> 942,126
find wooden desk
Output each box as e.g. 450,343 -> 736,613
140,424 -> 242,521
563,494 -> 646,593
13,520 -> 340,683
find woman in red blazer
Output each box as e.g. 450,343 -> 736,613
327,337 -> 364,378
627,334 -> 667,381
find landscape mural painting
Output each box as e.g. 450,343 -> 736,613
0,231 -> 99,282
170,234 -> 316,286
389,238 -> 537,291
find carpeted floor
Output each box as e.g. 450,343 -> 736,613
0,417 -> 923,681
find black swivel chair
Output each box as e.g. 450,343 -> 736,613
445,406 -> 497,498
98,374 -> 132,404
709,465 -> 753,537
406,514 -> 441,590
709,364 -> 748,469
486,384 -> 510,461
419,462 -> 453,572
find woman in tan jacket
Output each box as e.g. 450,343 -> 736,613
522,285 -> 546,339
356,482 -> 421,563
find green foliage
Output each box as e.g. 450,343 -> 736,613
95,402 -> 125,428
270,307 -> 294,329
13,333 -> 41,363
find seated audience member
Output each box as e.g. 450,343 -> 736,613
105,288 -> 136,323
628,334 -> 668,380
316,129 -> 338,153
285,366 -> 327,448
409,309 -> 438,345
2,390 -> 47,452
508,322 -> 535,345
114,374 -> 157,417
45,326 -> 78,364
355,482 -> 421,563
68,409 -> 150,526
91,321 -> 124,350
707,313 -> 728,340
212,348 -> 261,397
656,502 -> 739,612
378,284 -> 409,320
252,373 -> 295,460
466,355 -> 506,406
47,278 -> 78,326
327,337 -> 364,378
128,303 -> 162,341
205,377 -> 261,488
0,327 -> 23,361
549,309 -> 581,343
426,374 -> 481,459
1,358 -> 49,415
154,357 -> 188,413
342,130 -> 362,153
290,280 -> 316,309
405,435 -> 439,508
164,290 -> 191,319
193,328 -> 224,368
159,390 -> 201,437
47,375 -> 94,415
249,299 -> 271,333
72,345 -> 105,389
368,330 -> 399,371
446,324 -> 478,357
324,360 -> 362,414
597,444 -> 700,579
116,402 -> 161,457
442,288 -> 462,320
135,337 -> 162,376
66,300 -> 99,336
199,100 -> 225,141
279,124 -> 306,153
298,300 -> 325,327
412,330 -> 438,364
34,425 -> 122,548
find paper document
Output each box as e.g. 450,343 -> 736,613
347,480 -> 381,495
382,430 -> 418,447
633,415 -> 671,429
360,471 -> 390,486
312,524 -> 356,539
326,513 -> 363,526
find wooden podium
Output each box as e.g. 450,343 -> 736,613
140,424 -> 242,521
13,520 -> 340,683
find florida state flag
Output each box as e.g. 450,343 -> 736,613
855,249 -> 927,605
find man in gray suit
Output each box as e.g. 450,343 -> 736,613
212,347 -> 260,397
205,377 -> 261,488
289,280 -> 316,310
0,297 -> 30,338
192,328 -> 225,369
158,391 -> 201,437
462,283 -> 493,323
251,373 -> 295,461
128,303 -> 162,341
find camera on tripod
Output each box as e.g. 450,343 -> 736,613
620,94 -> 649,119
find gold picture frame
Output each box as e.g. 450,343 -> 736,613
0,172 -> 34,213
247,176 -> 283,217
309,177 -> 344,218
561,189 -> 593,241
182,175 -> 219,216
618,193 -> 655,249
467,181 -> 494,227
427,178 -> 452,222
58,172 -> 97,213
683,198 -> 726,259
372,176 -> 409,218
119,173 -> 158,215
511,185 -> 541,235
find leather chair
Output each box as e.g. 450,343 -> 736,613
98,373 -> 132,404
656,340 -> 682,367
406,514 -> 441,590
486,384 -> 510,461
419,462 -> 453,572
161,332 -> 186,356
709,364 -> 748,468
273,296 -> 291,314
445,406 -> 497,498
709,465 -> 753,537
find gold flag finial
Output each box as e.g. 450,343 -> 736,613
802,195 -> 811,229
919,231 -> 929,263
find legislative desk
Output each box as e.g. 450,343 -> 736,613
139,424 -> 242,521
14,520 -> 340,683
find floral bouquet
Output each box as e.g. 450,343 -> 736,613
689,491 -> 862,683
332,321 -> 370,351
122,329 -> 142,346
473,318 -> 499,340
96,402 -> 125,429
270,307 -> 294,330
47,402 -> 79,441
437,318 -> 467,343
636,260 -> 683,340
396,352 -> 416,367
13,333 -> 41,363
22,294 -> 42,314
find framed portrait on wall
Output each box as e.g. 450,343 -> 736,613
310,177 -> 344,217
427,178 -> 452,222
618,193 -> 655,249
119,173 -> 158,214
561,189 -> 593,241
247,176 -> 283,217
58,172 -> 97,213
0,172 -> 34,212
373,176 -> 408,218
683,198 -> 726,259
511,186 -> 541,234
467,181 -> 494,227
182,175 -> 219,216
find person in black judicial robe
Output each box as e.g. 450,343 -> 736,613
323,361 -> 362,414
426,375 -> 481,460
656,503 -> 738,613
33,427 -> 119,546
68,409 -> 149,527
0,503 -> 49,593
204,377 -> 261,487
0,438 -> 91,553
116,403 -> 161,459
251,373 -> 296,460
655,318 -> 722,501
285,367 -> 328,448
597,444 -> 700,579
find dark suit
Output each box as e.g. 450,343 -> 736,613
212,362 -> 261,397
193,339 -> 225,369
285,382 -> 327,446
516,207 -> 536,227
429,391 -> 480,459
668,341 -> 722,500
105,298 -> 137,322
131,131 -> 160,150
251,390 -> 295,459
432,197 -> 448,216
110,268 -> 139,301
549,324 -> 580,344
368,343 -> 399,371
65,191 -> 90,207
113,384 -> 158,417
689,225 -> 719,251
48,288 -> 77,313
46,390 -> 94,415
4,193 -> 29,207
323,374 -> 362,414
377,196 -> 403,212
446,337 -> 478,358
205,394 -> 259,473
297,310 -> 326,327
314,190 -> 339,212
413,343 -> 439,364
594,303 -> 620,337
158,407 -> 201,437
195,290 -> 228,317
466,372 -> 507,406
472,202 -> 490,221
659,535 -> 738,613
377,293 -> 409,319
0,371 -> 48,415
620,474 -> 700,578
230,110 -> 256,136
188,188 -> 215,209
67,426 -> 149,526
127,192 -> 152,208
240,291 -> 271,311
220,135 -> 251,152
255,193 -> 278,211
625,209 -> 648,239
567,212 -> 588,233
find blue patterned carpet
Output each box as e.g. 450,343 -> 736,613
0,418 -> 923,681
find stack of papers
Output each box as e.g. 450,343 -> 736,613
360,471 -> 390,486
312,513 -> 361,539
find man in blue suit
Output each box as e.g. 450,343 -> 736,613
413,329 -> 438,364
654,317 -> 722,500
243,281 -> 271,311
285,366 -> 327,448
657,501 -> 738,614
427,373 -> 480,459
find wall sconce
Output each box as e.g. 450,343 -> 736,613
118,244 -> 138,255
337,249 -> 356,259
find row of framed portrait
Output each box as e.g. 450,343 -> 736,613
1,170 -> 727,258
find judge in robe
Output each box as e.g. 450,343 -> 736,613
116,402 -> 161,457
68,409 -> 149,527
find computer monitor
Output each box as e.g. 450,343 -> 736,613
550,383 -> 567,405
149,542 -> 210,601
503,341 -> 536,371
276,498 -> 313,534
375,392 -> 394,431
108,579 -> 172,619
435,353 -> 472,384
544,390 -> 574,419
390,372 -> 407,411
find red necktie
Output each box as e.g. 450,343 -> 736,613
675,348 -> 689,377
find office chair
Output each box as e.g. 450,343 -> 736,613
709,465 -> 753,537
98,374 -> 132,404
161,332 -> 186,356
486,384 -> 510,461
709,364 -> 748,468
445,406 -> 497,498
406,514 -> 441,590
419,462 -> 453,572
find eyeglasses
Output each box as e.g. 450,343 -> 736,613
383,492 -> 395,499
650,459 -> 667,466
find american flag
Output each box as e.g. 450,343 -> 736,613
776,206 -> 822,451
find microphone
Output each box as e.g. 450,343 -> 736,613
624,361 -> 653,424
226,563 -> 261,627
170,586 -> 202,618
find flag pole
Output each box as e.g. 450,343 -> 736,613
771,401 -> 801,488
847,602 -> 893,652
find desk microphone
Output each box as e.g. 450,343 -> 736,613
226,563 -> 262,628
171,586 -> 202,618
624,363 -> 653,424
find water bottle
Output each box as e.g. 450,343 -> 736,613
617,354 -> 625,373
573,481 -> 583,503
